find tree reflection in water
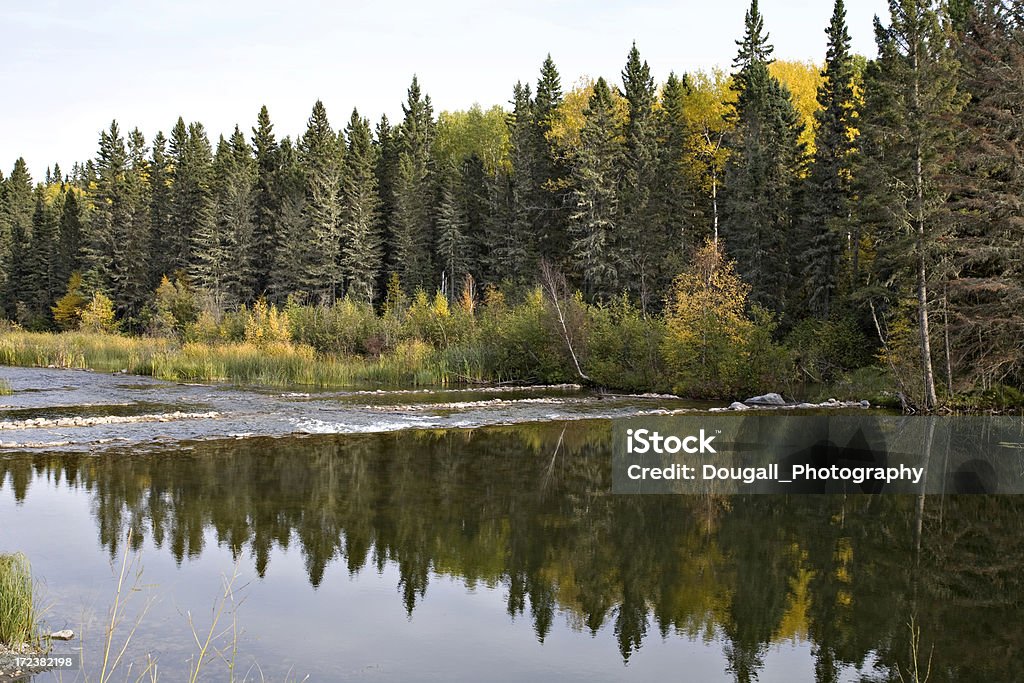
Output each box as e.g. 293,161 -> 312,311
1,422 -> 1022,682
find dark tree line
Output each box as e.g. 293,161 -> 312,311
1,0 -> 1021,401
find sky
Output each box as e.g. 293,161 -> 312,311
2,0 -> 889,181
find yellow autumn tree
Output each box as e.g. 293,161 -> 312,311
769,60 -> 823,153
662,240 -> 789,397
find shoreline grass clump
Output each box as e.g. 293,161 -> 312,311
0,378 -> 12,395
0,552 -> 38,648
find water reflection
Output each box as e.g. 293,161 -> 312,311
1,423 -> 1023,681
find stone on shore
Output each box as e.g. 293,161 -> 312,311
744,393 -> 786,406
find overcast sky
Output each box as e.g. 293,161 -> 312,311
2,0 -> 889,180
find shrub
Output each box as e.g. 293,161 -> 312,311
80,292 -> 118,333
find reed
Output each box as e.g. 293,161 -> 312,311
0,552 -> 38,648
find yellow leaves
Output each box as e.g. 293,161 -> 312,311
546,78 -> 629,156
244,299 -> 291,347
769,60 -> 824,153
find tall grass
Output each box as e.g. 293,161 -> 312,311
0,378 -> 12,395
0,330 -> 465,388
0,552 -> 38,648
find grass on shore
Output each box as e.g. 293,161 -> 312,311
0,552 -> 38,648
0,378 -> 11,395
0,330 -> 471,388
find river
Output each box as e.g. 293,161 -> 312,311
0,367 -> 1021,681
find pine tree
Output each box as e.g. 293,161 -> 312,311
721,0 -> 806,317
458,153 -> 489,283
391,77 -> 436,292
568,78 -> 624,300
801,0 -> 858,319
340,109 -> 383,303
375,114 -> 400,283
861,0 -> 962,409
299,101 -> 344,301
251,105 -> 281,297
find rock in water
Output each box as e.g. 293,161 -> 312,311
744,393 -> 785,406
49,630 -> 74,640
728,402 -> 751,411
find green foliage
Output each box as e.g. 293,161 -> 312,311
585,295 -> 666,392
153,274 -> 199,338
786,312 -> 875,382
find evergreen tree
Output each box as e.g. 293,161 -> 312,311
861,0 -> 962,409
489,81 -> 537,286
251,105 -> 281,297
149,131 -> 174,284
1,159 -> 33,319
113,128 -> 153,324
568,78 -> 624,300
653,72 -> 704,279
375,114 -> 400,283
801,0 -> 858,319
340,109 -> 383,303
945,0 -> 1024,387
178,122 -> 218,299
391,77 -> 436,292
458,153 -> 489,283
532,55 -> 570,259
299,101 -> 344,301
721,0 -> 806,317
85,121 -> 129,297
435,172 -> 469,301
270,137 -> 309,301
26,188 -> 59,324
55,186 -> 83,290
214,126 -> 257,306
619,43 -> 661,310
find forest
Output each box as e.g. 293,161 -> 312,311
0,0 -> 1021,408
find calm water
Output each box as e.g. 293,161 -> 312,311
1,368 -> 1022,682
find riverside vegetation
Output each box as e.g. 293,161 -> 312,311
0,242 -> 885,402
1,0 -> 1022,408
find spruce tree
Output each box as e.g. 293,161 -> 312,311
114,128 -> 153,324
178,122 -> 218,300
1,159 -> 33,319
619,43 -> 661,310
270,137 -> 309,301
340,109 -> 383,303
214,126 -> 257,306
85,121 -> 129,297
568,77 -> 624,300
391,77 -> 436,292
251,105 -> 281,297
861,0 -> 962,409
532,55 -> 570,259
55,186 -> 83,290
375,114 -> 400,283
26,188 -> 59,324
435,172 -> 469,301
299,101 -> 344,302
945,0 -> 1024,387
720,0 -> 806,317
149,131 -> 174,284
801,0 -> 858,319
